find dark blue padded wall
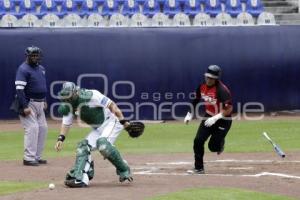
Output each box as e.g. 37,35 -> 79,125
0,26 -> 299,119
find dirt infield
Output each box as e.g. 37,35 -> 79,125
0,152 -> 299,200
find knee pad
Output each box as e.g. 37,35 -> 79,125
96,137 -> 129,173
96,137 -> 112,158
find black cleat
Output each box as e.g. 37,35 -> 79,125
23,160 -> 39,166
37,159 -> 47,164
217,147 -> 224,155
64,179 -> 87,188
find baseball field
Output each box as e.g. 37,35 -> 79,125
0,117 -> 299,200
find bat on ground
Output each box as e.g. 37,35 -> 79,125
262,132 -> 285,158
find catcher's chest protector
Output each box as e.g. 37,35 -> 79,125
77,90 -> 105,126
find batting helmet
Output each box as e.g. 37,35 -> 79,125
204,65 -> 221,79
58,82 -> 78,100
25,46 -> 42,56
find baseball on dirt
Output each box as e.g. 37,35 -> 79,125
49,183 -> 55,190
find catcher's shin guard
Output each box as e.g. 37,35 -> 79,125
96,137 -> 133,182
65,139 -> 93,186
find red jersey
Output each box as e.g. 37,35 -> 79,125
193,81 -> 232,116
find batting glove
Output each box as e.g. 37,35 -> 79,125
184,112 -> 192,124
204,113 -> 223,127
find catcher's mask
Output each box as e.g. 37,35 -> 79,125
204,65 -> 221,79
58,82 -> 78,102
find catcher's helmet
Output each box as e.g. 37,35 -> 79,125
204,65 -> 221,79
25,46 -> 42,56
58,82 -> 78,100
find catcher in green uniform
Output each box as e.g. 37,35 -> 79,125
55,82 -> 144,188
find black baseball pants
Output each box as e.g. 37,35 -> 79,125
193,115 -> 232,170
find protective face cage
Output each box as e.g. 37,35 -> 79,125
58,82 -> 77,101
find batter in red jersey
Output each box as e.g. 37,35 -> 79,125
184,65 -> 233,174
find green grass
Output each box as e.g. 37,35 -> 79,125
146,188 -> 297,200
0,181 -> 45,196
0,119 -> 300,160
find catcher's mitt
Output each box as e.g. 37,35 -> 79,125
125,121 -> 145,138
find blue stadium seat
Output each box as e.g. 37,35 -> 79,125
135,0 -> 146,6
204,0 -> 222,17
54,0 -> 64,5
33,0 -> 43,6
225,0 -> 242,17
10,0 -> 22,6
143,0 -> 160,17
81,0 -> 99,16
73,0 -> 84,7
18,0 -> 38,18
38,0 -> 59,18
115,0 -> 125,5
163,0 -> 181,17
94,0 -> 105,6
183,0 -> 202,17
245,0 -> 264,17
157,0 -> 165,7
122,0 -> 139,17
0,0 -> 18,18
102,0 -> 119,16
61,0 -> 82,17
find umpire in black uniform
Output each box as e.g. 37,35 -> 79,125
14,46 -> 48,166
184,65 -> 233,174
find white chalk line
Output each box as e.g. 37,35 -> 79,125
133,171 -> 300,179
229,167 -> 254,170
134,159 -> 300,180
146,160 -> 300,166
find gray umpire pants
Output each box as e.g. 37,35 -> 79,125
19,100 -> 48,161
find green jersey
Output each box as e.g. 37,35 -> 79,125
58,89 -> 112,128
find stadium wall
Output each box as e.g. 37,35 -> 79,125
1,26 -> 299,120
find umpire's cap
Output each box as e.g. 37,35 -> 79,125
58,82 -> 78,100
204,65 -> 221,79
25,46 -> 42,56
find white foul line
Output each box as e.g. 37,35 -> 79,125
133,171 -> 300,179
